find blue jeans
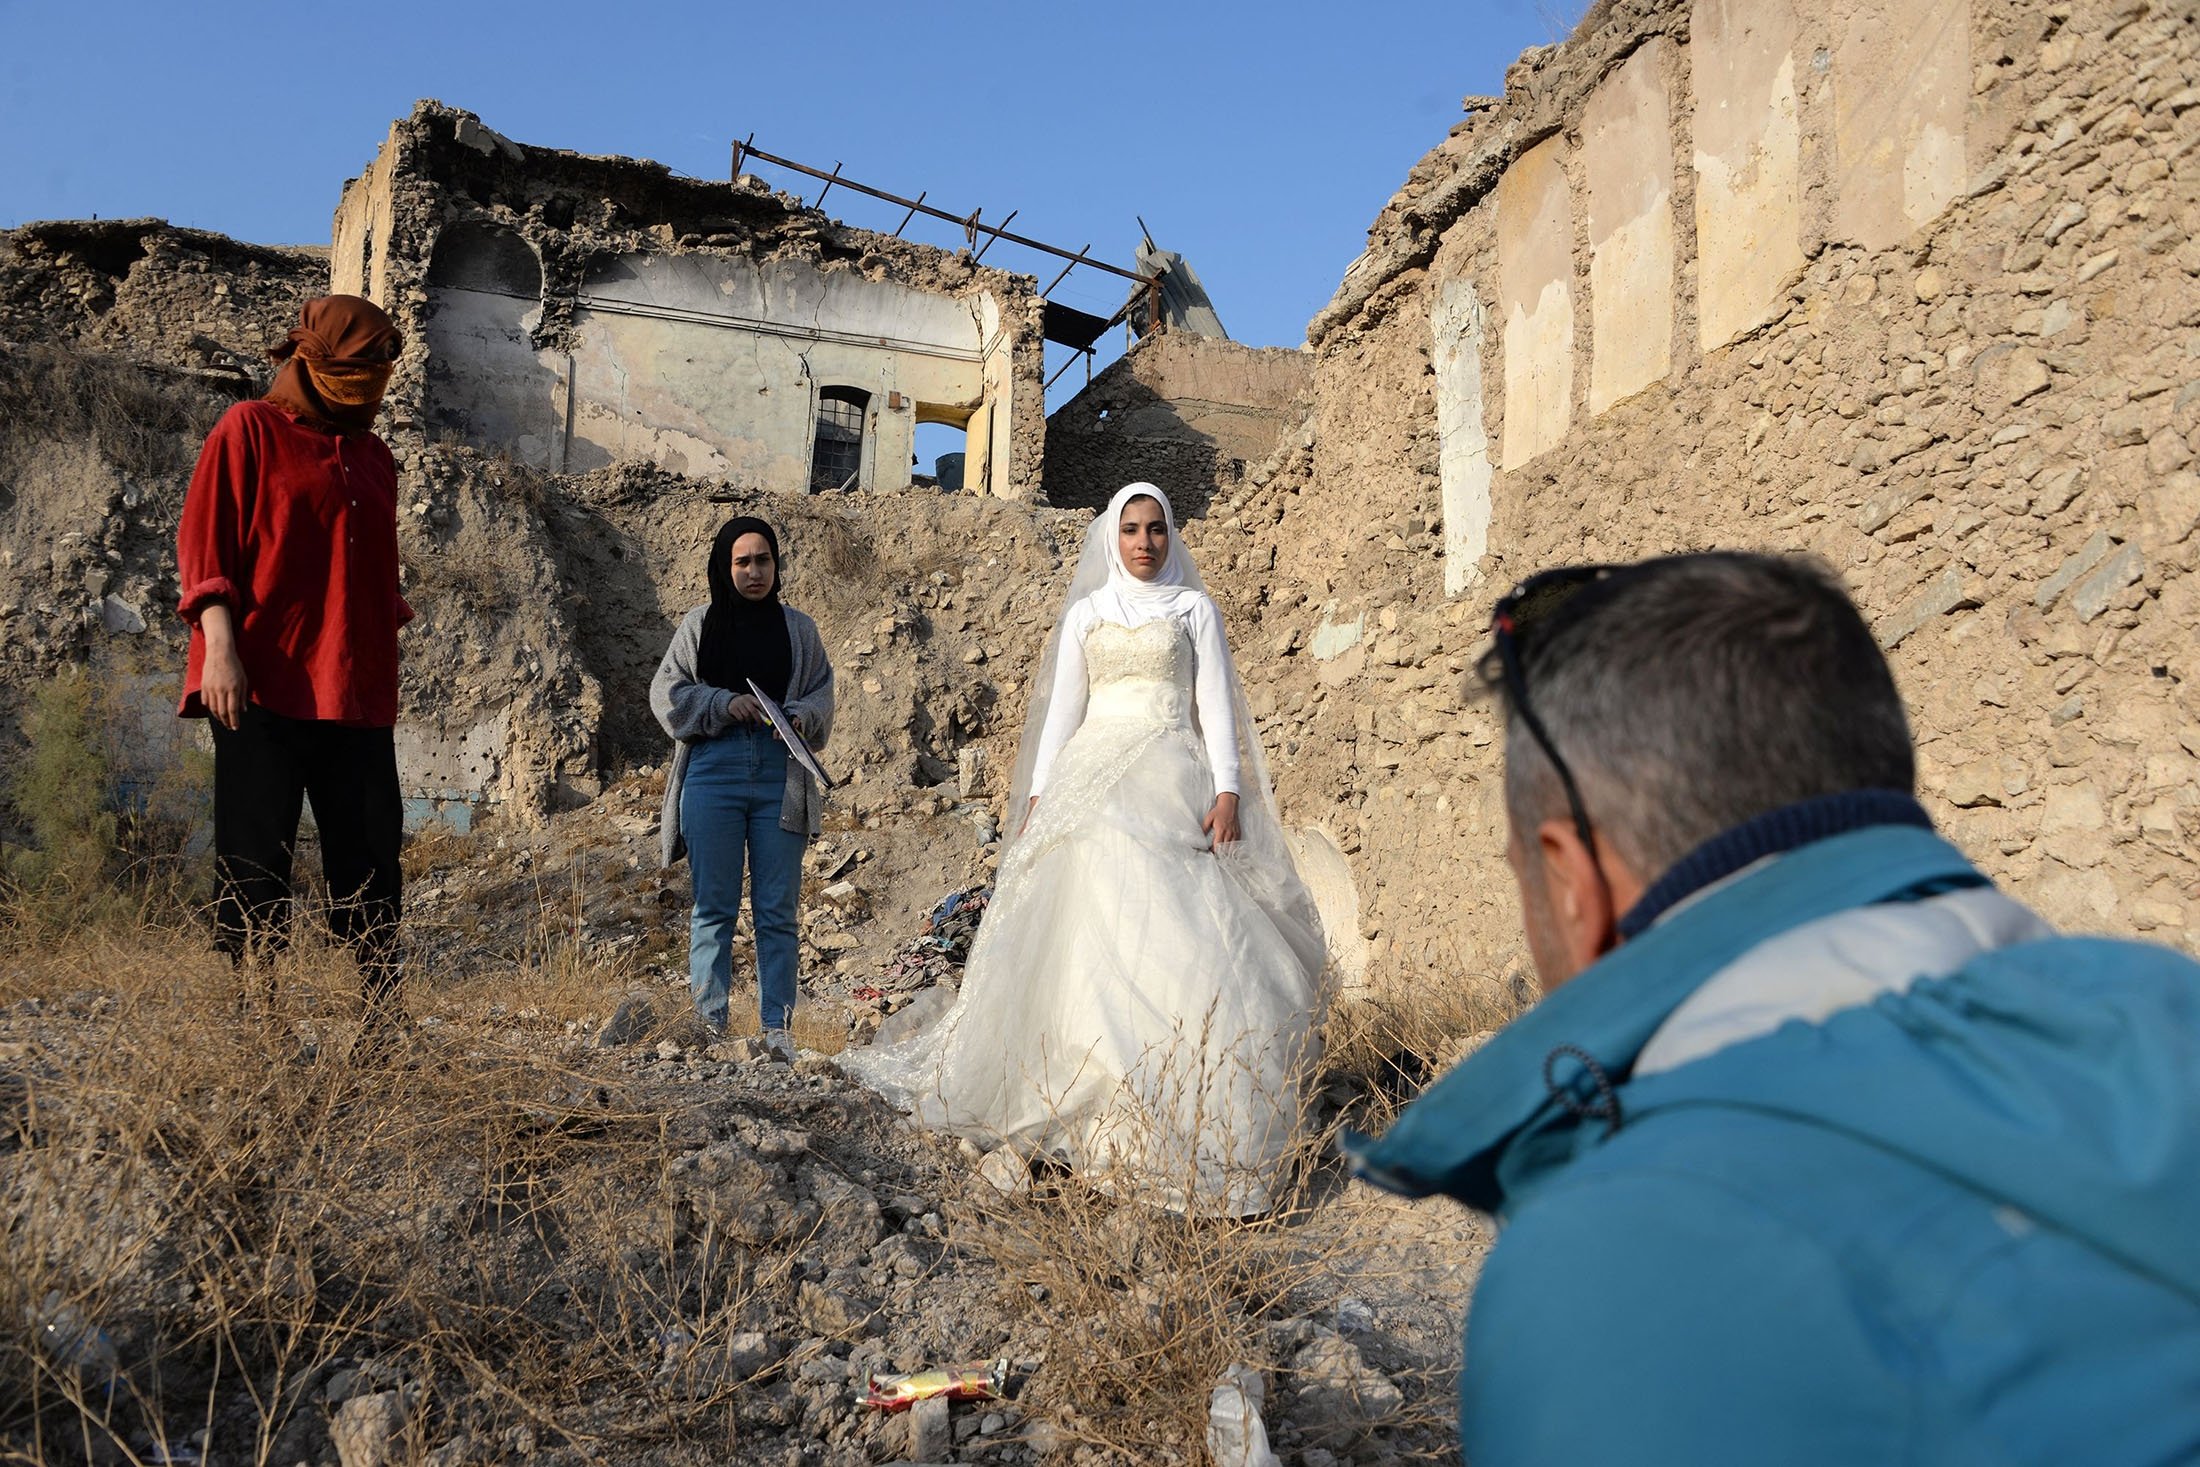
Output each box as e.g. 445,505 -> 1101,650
680,726 -> 806,1030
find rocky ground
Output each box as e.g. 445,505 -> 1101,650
0,825 -> 1491,1465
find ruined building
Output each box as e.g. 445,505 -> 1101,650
1043,332 -> 1314,514
5,0 -> 2197,1011
334,103 -> 1048,499
1184,0 -> 2200,1009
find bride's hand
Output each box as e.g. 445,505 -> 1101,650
1202,792 -> 1241,851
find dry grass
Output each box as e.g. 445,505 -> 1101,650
1321,971 -> 1531,1136
950,1008 -> 1458,1462
0,343 -> 228,484
0,890 -> 1476,1464
0,682 -> 1483,1463
0,901 -> 813,1466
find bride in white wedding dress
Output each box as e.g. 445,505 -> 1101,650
840,482 -> 1327,1216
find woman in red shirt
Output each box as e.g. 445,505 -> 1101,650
176,295 -> 411,1016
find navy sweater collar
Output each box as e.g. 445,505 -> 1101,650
1617,791 -> 1937,940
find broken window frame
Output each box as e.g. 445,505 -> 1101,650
810,385 -> 870,493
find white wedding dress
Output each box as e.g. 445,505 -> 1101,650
841,486 -> 1326,1216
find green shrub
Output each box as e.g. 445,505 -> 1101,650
4,668 -> 118,911
3,655 -> 214,927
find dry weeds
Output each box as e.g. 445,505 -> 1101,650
0,833 -> 1479,1466
0,899 -> 795,1466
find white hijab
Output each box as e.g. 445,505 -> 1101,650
1091,481 -> 1206,621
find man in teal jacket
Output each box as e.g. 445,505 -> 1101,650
1350,552 -> 2200,1465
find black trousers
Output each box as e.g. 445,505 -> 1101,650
210,707 -> 404,1001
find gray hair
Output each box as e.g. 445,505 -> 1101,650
1486,552 -> 1916,881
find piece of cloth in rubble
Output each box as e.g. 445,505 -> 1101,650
695,516 -> 794,704
263,295 -> 400,434
1349,813 -> 2200,1467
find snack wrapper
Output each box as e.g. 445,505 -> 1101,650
860,1357 -> 1008,1411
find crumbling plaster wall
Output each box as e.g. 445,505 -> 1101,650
1044,332 -> 1315,514
560,251 -> 1005,485
1183,0 -> 2200,1020
316,103 -> 1058,822
332,102 -> 1046,499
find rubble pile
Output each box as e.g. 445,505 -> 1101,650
0,972 -> 1473,1467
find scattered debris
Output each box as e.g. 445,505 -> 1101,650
860,1358 -> 1008,1411
1207,1362 -> 1283,1467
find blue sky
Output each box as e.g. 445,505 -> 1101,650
2,1 -> 1576,386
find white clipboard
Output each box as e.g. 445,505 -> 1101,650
748,679 -> 838,791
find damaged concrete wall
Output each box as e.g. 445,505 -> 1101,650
1186,0 -> 2200,1022
333,102 -> 1046,501
1044,332 -> 1314,515
319,102 -> 1058,822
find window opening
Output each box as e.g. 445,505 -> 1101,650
911,419 -> 966,491
810,386 -> 869,493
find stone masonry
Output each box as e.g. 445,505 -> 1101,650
1182,0 -> 2200,1022
1043,332 -> 1314,516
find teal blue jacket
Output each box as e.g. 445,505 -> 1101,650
1351,824 -> 2200,1465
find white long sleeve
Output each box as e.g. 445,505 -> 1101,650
1188,597 -> 1241,796
1026,593 -> 1240,800
1027,600 -> 1093,799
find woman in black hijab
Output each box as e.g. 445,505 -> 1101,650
650,516 -> 836,1059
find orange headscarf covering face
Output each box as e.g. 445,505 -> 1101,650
264,294 -> 402,433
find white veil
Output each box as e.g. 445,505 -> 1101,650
1003,483 -> 1320,936
840,480 -> 1328,1194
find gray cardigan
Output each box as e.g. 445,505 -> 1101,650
652,603 -> 836,865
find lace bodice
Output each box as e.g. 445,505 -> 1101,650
1083,618 -> 1194,691
1028,595 -> 1242,798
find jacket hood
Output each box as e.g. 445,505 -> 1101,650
1349,824 -> 2200,1304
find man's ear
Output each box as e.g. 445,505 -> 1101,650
1534,817 -> 1623,974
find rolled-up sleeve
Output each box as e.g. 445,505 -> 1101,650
176,411 -> 255,623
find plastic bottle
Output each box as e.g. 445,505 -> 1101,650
31,1290 -> 119,1403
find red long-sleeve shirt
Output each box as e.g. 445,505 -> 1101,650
176,399 -> 413,726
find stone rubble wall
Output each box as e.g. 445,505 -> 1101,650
1185,0 -> 2200,1020
0,218 -> 325,379
1044,333 -> 1315,516
0,223 -> 327,782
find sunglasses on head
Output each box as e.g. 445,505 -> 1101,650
1482,563 -> 1628,853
